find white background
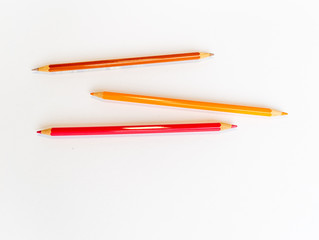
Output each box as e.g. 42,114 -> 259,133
1,0 -> 319,239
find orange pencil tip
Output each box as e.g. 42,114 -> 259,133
231,125 -> 237,128
90,92 -> 103,98
282,112 -> 288,115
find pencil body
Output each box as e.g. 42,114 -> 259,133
91,91 -> 287,117
37,122 -> 235,136
34,52 -> 212,72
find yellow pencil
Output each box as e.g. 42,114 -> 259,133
91,91 -> 287,117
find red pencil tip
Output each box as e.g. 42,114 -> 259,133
37,130 -> 41,134
231,125 -> 237,128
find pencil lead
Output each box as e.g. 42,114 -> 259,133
231,125 -> 237,128
32,68 -> 38,71
37,130 -> 41,134
282,112 -> 288,115
209,53 -> 214,56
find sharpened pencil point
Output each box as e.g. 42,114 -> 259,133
37,128 -> 51,135
231,125 -> 237,128
32,68 -> 38,71
199,52 -> 213,59
282,112 -> 288,115
90,92 -> 104,98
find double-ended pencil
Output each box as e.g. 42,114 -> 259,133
37,122 -> 236,136
91,91 -> 288,117
33,52 -> 213,72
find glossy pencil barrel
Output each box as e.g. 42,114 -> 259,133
91,91 -> 287,116
35,52 -> 212,72
37,122 -> 235,136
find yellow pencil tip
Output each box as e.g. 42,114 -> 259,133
282,112 -> 288,115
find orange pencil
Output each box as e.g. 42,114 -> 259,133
33,52 -> 213,72
91,91 -> 288,117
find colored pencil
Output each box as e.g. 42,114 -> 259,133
32,52 -> 213,72
91,91 -> 288,117
37,122 -> 236,136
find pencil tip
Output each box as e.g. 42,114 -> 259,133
231,125 -> 237,128
37,128 -> 51,135
90,92 -> 104,98
32,68 -> 38,71
282,112 -> 288,115
199,52 -> 214,59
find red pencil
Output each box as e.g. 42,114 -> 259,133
37,122 -> 237,136
32,52 -> 213,72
